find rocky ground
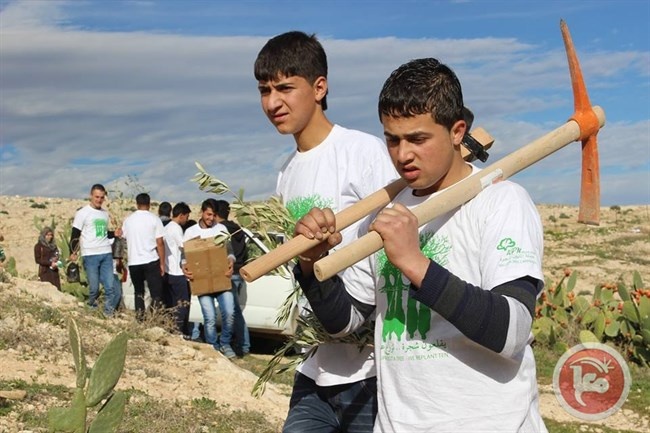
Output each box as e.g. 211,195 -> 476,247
0,195 -> 648,432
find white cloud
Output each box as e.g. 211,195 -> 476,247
0,0 -> 648,208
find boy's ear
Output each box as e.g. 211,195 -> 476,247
451,119 -> 467,145
313,76 -> 328,102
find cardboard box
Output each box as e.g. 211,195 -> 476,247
184,238 -> 231,296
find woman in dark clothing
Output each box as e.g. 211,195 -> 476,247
34,227 -> 61,290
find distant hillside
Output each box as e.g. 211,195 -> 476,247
1,195 -> 648,294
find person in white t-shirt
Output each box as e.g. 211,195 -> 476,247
293,58 -> 547,432
182,198 -> 238,359
255,31 -> 399,433
121,193 -> 165,320
69,184 -> 120,316
163,201 -> 192,337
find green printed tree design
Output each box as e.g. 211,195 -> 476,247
377,251 -> 406,342
286,195 -> 334,231
406,296 -> 422,339
94,218 -> 108,238
379,232 -> 452,342
415,233 -> 452,339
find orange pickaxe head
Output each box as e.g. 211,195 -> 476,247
561,20 -> 601,225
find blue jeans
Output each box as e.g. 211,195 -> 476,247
232,274 -> 250,354
83,252 -> 117,315
197,289 -> 235,349
112,273 -> 122,309
283,372 -> 377,433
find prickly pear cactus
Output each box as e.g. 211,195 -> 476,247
87,391 -> 127,433
48,388 -> 87,433
86,332 -> 128,407
534,270 -> 650,366
68,319 -> 87,389
48,318 -> 128,433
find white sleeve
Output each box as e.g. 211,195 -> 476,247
72,208 -> 85,230
500,296 -> 534,358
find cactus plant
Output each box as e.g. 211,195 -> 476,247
534,270 -> 650,366
48,318 -> 128,432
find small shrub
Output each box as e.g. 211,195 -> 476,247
548,215 -> 557,223
0,270 -> 12,283
33,215 -> 58,233
62,282 -> 89,301
558,212 -> 570,219
30,202 -> 47,209
4,256 -> 17,277
191,397 -> 218,411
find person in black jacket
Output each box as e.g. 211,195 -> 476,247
215,200 -> 250,357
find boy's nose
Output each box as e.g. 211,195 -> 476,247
397,142 -> 414,163
266,90 -> 283,110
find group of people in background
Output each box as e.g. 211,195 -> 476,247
34,184 -> 250,359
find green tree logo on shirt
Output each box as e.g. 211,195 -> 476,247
378,232 -> 451,342
497,237 -> 516,251
286,195 -> 334,233
286,195 -> 333,220
93,218 -> 108,238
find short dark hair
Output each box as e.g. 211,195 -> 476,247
378,58 -> 464,130
215,200 -> 230,219
90,184 -> 106,194
254,30 -> 328,110
463,106 -> 474,131
135,193 -> 150,206
182,219 -> 197,233
158,201 -> 172,217
172,202 -> 191,217
201,198 -> 218,213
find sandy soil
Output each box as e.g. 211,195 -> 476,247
0,195 -> 648,432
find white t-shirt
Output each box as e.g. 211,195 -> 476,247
163,220 -> 184,276
277,124 -> 398,386
366,170 -> 546,432
121,210 -> 164,266
182,221 -> 228,242
72,204 -> 112,257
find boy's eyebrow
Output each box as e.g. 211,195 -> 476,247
257,80 -> 293,91
384,130 -> 431,140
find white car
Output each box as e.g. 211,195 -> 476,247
121,228 -> 299,337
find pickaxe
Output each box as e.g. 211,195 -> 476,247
561,20 -> 601,225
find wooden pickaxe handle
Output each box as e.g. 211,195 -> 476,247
240,128 -> 494,282
313,107 -> 606,282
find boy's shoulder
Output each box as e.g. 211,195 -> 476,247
470,179 -> 536,210
324,125 -> 388,162
332,124 -> 384,146
76,204 -> 106,217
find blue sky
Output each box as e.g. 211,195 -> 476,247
1,0 -> 648,206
